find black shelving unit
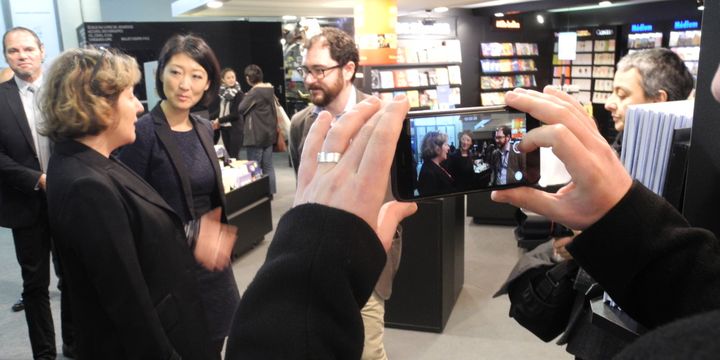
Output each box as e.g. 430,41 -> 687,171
479,42 -> 539,105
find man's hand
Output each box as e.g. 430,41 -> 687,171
491,87 -> 633,230
294,96 -> 417,252
38,174 -> 47,191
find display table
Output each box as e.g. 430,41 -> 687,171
225,175 -> 273,259
385,196 -> 465,333
467,191 -> 517,225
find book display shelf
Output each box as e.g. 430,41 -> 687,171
669,29 -> 701,77
364,39 -> 463,110
479,42 -> 539,105
552,28 -> 618,105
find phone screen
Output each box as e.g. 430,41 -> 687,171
391,106 -> 540,201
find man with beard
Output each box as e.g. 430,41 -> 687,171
288,27 -> 399,360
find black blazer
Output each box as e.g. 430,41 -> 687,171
417,160 -> 455,197
238,85 -> 277,148
0,79 -> 44,228
117,104 -> 226,223
46,140 -> 211,359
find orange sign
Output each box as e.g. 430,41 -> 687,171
494,19 -> 522,30
355,0 -> 398,65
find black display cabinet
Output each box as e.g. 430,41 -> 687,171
467,191 -> 517,225
225,176 -> 273,259
385,196 -> 465,333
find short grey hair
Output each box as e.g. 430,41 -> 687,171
616,48 -> 694,102
420,131 -> 448,161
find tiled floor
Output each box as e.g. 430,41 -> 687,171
0,153 -> 570,359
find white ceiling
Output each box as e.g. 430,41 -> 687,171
171,0 -> 545,18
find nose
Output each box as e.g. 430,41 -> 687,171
179,75 -> 191,89
134,98 -> 144,113
605,94 -> 618,112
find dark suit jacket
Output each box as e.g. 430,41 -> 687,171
417,160 -> 455,197
238,85 -> 277,148
491,142 -> 525,186
288,89 -> 370,173
0,79 -> 44,228
46,140 -> 211,360
117,104 -> 225,223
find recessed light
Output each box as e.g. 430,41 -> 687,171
698,5 -> 705,10
494,12 -> 504,17
207,1 -> 223,9
536,14 -> 545,24
598,1 -> 612,6
433,7 -> 449,13
282,15 -> 297,21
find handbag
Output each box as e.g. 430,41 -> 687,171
506,259 -> 579,342
273,99 -> 290,152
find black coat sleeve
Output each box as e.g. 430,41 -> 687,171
567,181 -> 720,329
224,204 -> 386,360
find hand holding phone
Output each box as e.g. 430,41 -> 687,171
391,105 -> 541,201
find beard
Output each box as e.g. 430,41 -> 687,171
308,75 -> 344,108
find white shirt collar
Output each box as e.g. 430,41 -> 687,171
14,74 -> 43,93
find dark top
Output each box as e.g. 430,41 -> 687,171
238,85 -> 277,147
225,204 -> 386,359
172,129 -> 215,216
417,159 -> 454,197
46,140 -> 211,359
117,105 -> 240,341
446,150 -> 476,191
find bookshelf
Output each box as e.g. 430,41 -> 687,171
552,29 -> 617,105
361,39 -> 463,110
479,42 -> 539,105
669,29 -> 701,77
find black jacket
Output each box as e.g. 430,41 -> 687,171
225,204 -> 386,359
0,79 -> 45,228
46,140 -> 211,359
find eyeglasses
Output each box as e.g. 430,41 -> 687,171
297,64 -> 343,79
90,47 -> 109,96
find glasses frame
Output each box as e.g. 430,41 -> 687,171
297,63 -> 344,79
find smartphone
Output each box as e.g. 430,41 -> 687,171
391,106 -> 540,201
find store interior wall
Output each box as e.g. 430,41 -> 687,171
683,0 -> 720,237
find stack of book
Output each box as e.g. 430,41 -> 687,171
620,100 -> 694,195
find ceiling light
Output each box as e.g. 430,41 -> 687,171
536,14 -> 545,24
282,15 -> 297,21
206,1 -> 223,9
433,7 -> 449,13
494,12 -> 504,17
599,1 -> 612,6
698,5 -> 704,10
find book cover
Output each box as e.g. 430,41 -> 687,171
406,90 -> 420,108
379,71 -> 394,89
405,69 -> 421,87
435,67 -> 450,86
448,65 -> 462,85
393,70 -> 408,88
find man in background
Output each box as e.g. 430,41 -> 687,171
0,27 -> 74,359
491,125 -> 524,186
289,27 -> 399,360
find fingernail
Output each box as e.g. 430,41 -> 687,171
366,96 -> 380,104
394,94 -> 407,102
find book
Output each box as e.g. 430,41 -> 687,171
393,70 -> 408,88
405,69 -> 421,87
370,70 -> 381,89
379,71 -> 394,89
406,90 -> 420,108
448,65 -> 462,85
435,67 -> 449,86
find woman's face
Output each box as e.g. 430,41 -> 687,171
161,52 -> 210,111
460,134 -> 473,151
109,86 -> 144,149
222,71 -> 236,87
436,140 -> 450,161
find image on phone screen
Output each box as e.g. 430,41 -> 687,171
392,106 -> 540,201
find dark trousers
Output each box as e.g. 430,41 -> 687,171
220,125 -> 243,160
13,213 -> 73,359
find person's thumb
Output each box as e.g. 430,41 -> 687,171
377,201 -> 418,252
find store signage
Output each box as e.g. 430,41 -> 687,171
494,19 -> 521,30
631,23 -> 654,32
576,29 -> 592,37
596,28 -> 614,36
674,20 -> 699,30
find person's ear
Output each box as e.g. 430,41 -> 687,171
343,61 -> 356,82
655,89 -> 668,103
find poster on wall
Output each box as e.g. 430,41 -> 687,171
8,0 -> 62,68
